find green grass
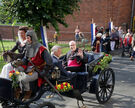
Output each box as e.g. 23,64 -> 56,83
0,41 -> 16,50
0,61 -> 6,72
0,41 -> 16,72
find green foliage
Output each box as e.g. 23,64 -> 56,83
0,0 -> 80,31
48,42 -> 56,51
93,53 -> 112,73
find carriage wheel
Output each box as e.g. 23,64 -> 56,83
38,102 -> 55,108
95,68 -> 115,104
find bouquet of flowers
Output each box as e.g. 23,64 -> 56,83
55,82 -> 73,92
93,53 -> 112,73
9,70 -> 20,88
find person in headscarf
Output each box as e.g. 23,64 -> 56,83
92,33 -> 102,53
16,30 -> 53,101
0,26 -> 28,79
121,33 -> 132,57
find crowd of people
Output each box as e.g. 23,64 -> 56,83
92,25 -> 135,60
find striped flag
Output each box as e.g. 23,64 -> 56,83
109,21 -> 113,33
40,26 -> 49,50
91,23 -> 96,45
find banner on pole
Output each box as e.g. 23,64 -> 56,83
109,21 -> 113,32
40,26 -> 49,50
91,23 -> 96,45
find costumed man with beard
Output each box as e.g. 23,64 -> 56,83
0,26 -> 29,79
92,33 -> 102,53
15,30 -> 53,101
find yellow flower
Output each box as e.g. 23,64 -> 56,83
63,82 -> 66,85
9,73 -> 13,78
68,83 -> 70,87
15,71 -> 20,75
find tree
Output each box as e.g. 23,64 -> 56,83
0,0 -> 80,31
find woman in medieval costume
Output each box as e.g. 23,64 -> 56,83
0,26 -> 28,79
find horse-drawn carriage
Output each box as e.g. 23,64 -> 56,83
0,52 -> 115,108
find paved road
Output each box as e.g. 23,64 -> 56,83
29,53 -> 135,108
1,51 -> 135,108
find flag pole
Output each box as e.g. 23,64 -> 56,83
40,19 -> 49,51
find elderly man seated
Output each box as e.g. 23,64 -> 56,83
51,45 -> 76,77
60,41 -> 88,92
63,40 -> 88,72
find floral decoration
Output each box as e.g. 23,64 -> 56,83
55,82 -> 73,92
93,53 -> 112,72
9,70 -> 20,88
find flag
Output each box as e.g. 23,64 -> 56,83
91,23 -> 96,45
40,26 -> 49,50
109,21 -> 113,32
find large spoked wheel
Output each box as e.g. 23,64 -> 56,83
38,102 -> 55,108
95,68 -> 115,104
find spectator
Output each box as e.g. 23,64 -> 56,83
101,32 -> 111,53
130,33 -> 135,60
110,29 -> 117,51
75,25 -> 80,43
123,33 -> 132,47
118,26 -> 124,48
95,25 -> 99,35
53,31 -> 58,43
121,33 -> 132,57
114,27 -> 120,49
92,33 -> 102,53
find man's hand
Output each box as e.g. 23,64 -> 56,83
77,48 -> 83,58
